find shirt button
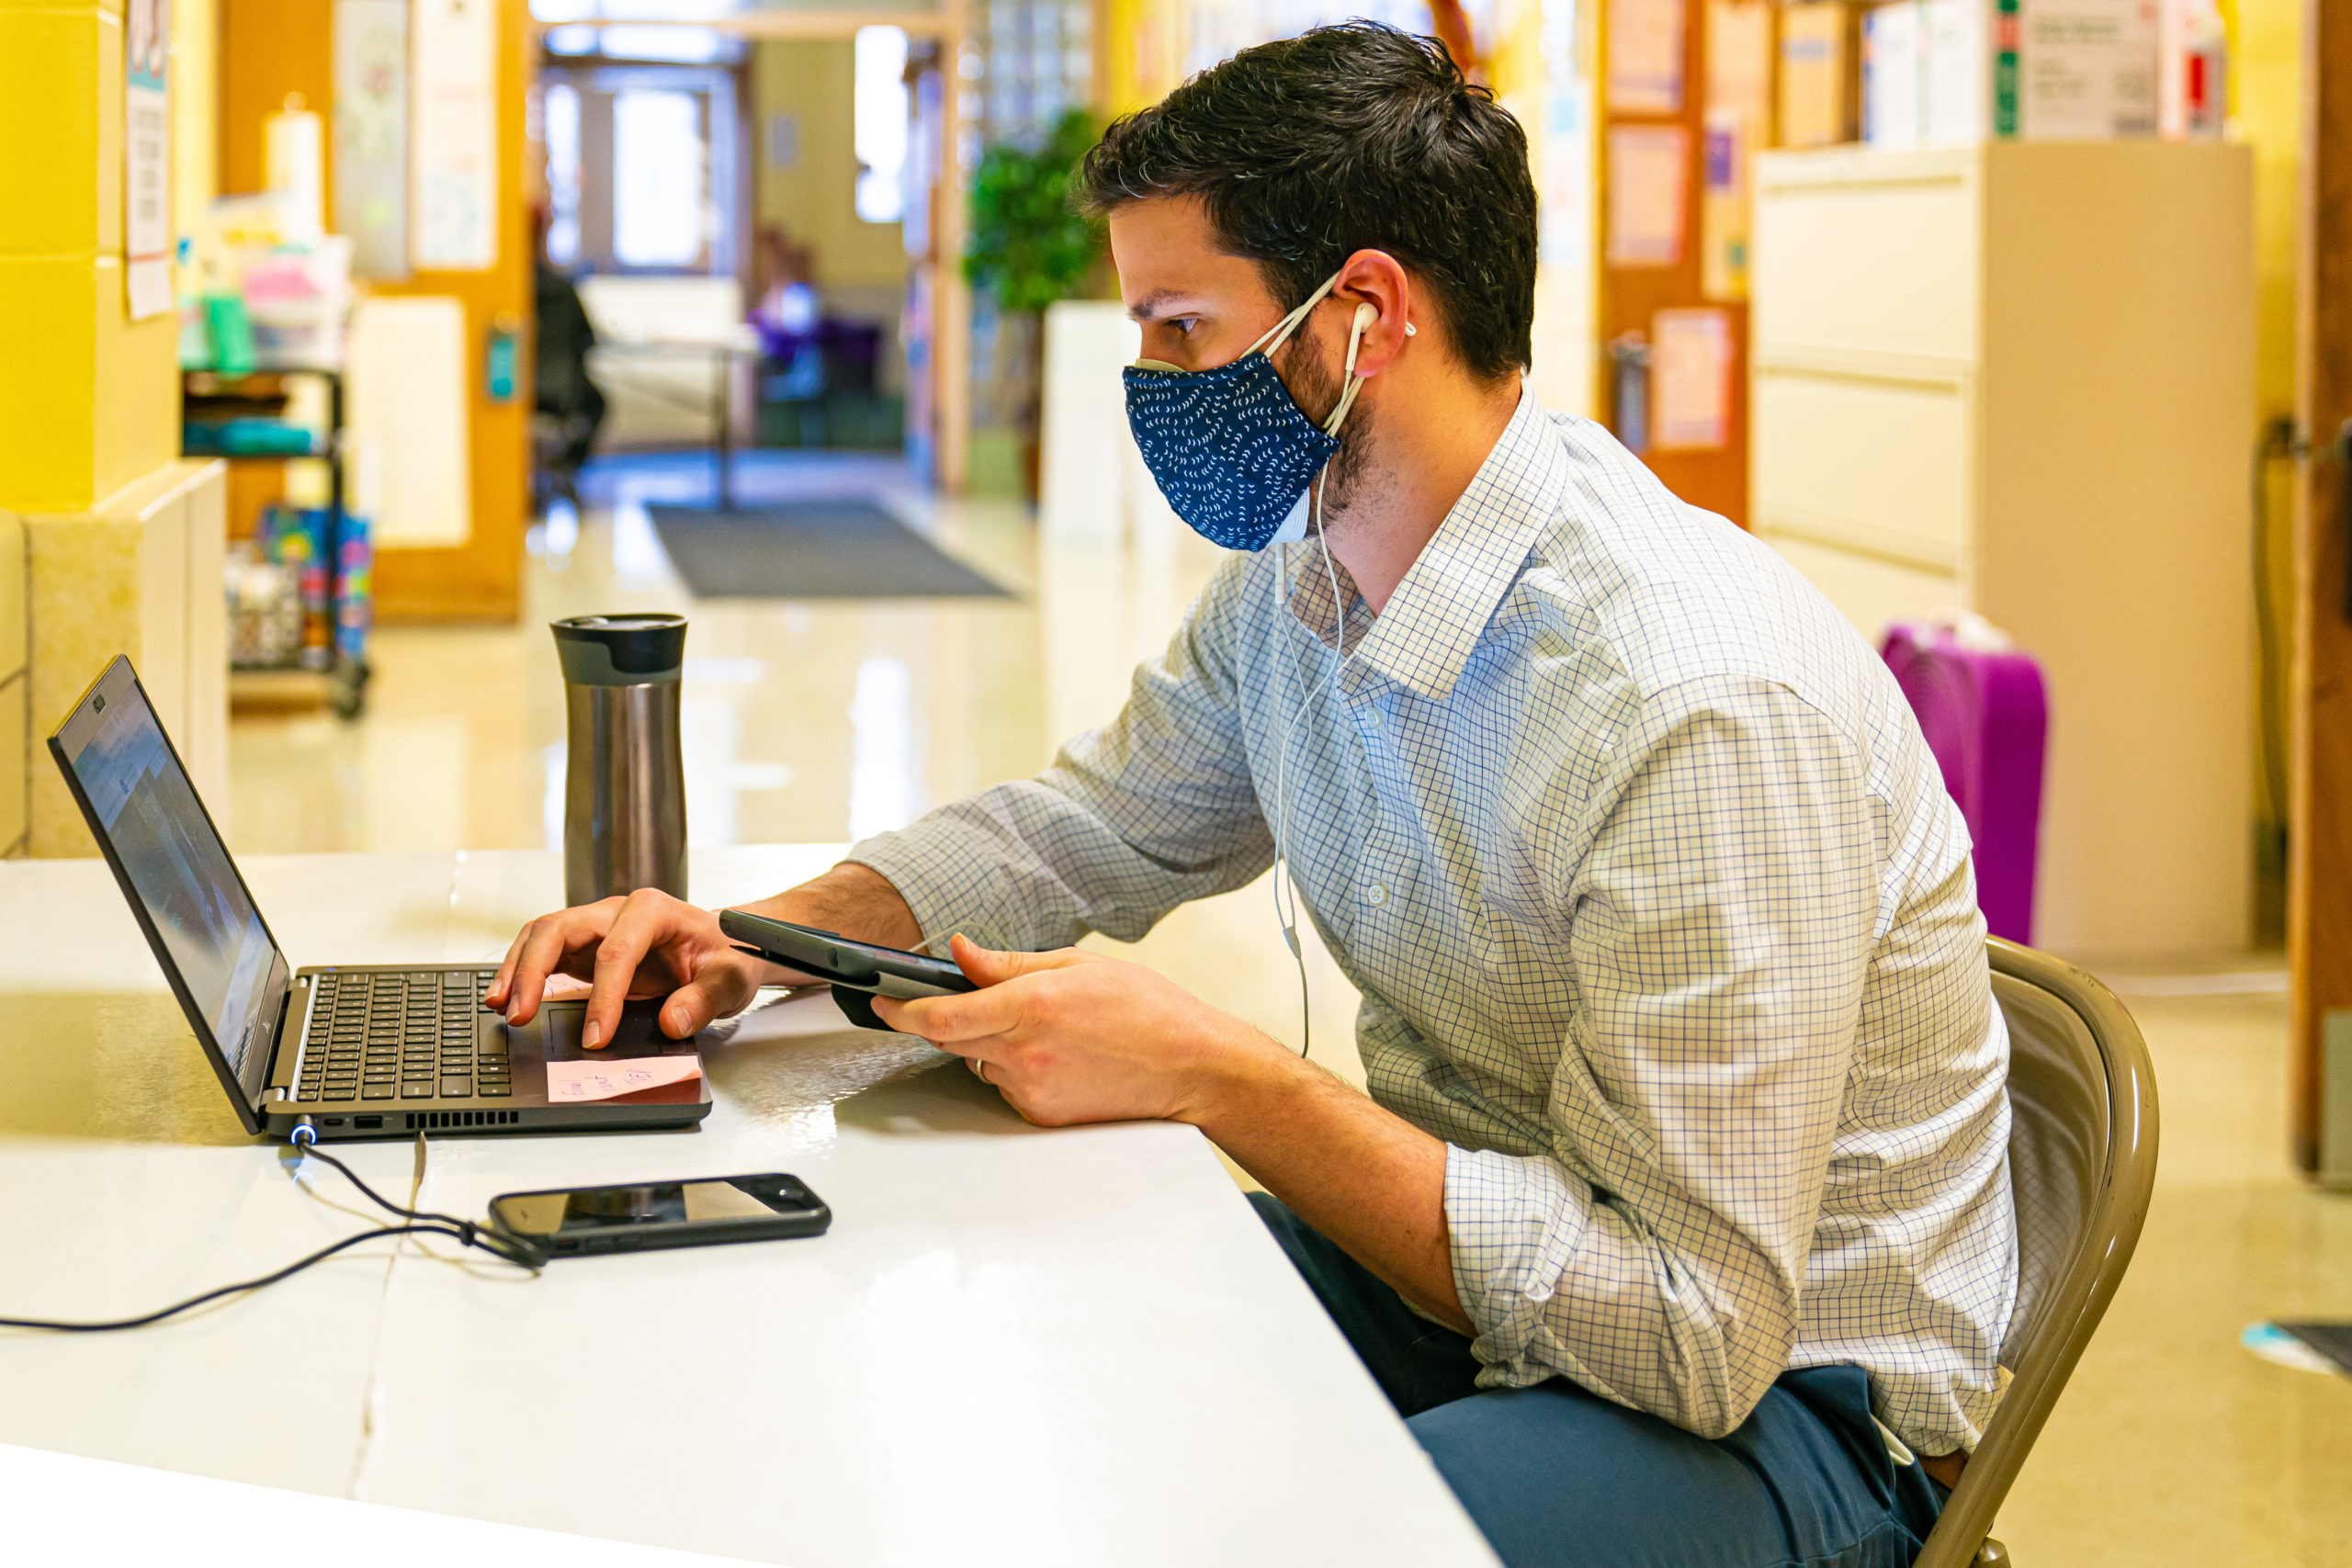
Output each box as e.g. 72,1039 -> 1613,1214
1363,705 -> 1384,728
1365,883 -> 1388,908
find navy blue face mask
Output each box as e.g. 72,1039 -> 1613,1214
1123,272 -> 1374,552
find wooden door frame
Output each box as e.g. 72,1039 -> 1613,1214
2287,0 -> 2352,1173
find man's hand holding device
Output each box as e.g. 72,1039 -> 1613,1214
719,906 -> 1301,1127
867,937 -> 1300,1132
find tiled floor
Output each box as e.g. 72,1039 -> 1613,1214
226,453 -> 2352,1565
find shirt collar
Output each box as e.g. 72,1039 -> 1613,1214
1283,383 -> 1565,702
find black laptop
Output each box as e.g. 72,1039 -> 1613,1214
49,656 -> 712,1142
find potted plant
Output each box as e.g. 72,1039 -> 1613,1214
964,108 -> 1107,500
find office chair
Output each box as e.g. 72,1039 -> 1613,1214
1915,937 -> 2162,1567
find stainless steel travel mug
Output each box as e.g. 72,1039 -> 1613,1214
553,613 -> 688,908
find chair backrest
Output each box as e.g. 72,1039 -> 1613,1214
1915,938 -> 2161,1568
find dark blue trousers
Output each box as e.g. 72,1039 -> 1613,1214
1250,1193 -> 1949,1568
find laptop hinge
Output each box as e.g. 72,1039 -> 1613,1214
255,981 -> 297,1110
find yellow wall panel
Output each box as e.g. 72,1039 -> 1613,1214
95,5 -> 125,254
0,0 -> 128,15
0,8 -> 107,257
0,0 -> 168,518
0,255 -> 99,514
0,257 -> 174,515
90,259 -> 180,502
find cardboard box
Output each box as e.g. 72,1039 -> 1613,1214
1781,2 -> 1864,148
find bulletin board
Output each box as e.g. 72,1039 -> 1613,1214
1595,0 -> 1773,526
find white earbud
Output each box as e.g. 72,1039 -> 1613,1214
1405,321 -> 1418,337
1352,301 -> 1377,333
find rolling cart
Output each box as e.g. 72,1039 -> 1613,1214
187,367 -> 372,718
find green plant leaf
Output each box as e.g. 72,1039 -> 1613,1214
964,107 -> 1107,317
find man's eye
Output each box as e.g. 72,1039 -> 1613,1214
1170,318 -> 1200,337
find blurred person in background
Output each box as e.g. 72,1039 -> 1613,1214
533,207 -> 605,494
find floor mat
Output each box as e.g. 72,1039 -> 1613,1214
647,501 -> 1012,600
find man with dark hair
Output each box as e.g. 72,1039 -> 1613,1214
492,24 -> 2013,1568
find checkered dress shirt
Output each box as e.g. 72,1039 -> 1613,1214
850,389 -> 2017,1454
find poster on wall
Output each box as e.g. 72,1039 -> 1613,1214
1700,0 -> 1771,300
1699,108 -> 1748,300
1607,0 -> 1686,114
412,0 -> 497,272
1605,124 -> 1688,267
1651,307 -> 1732,450
349,297 -> 473,548
334,0 -> 410,278
124,0 -> 171,320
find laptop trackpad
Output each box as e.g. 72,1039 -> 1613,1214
537,998 -> 706,1105
539,997 -> 695,1058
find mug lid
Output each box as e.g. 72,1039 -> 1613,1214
550,613 -> 686,685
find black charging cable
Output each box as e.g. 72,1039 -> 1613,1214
288,1125 -> 548,1271
0,1121 -> 543,1335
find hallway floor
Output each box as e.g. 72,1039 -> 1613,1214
225,453 -> 2352,1566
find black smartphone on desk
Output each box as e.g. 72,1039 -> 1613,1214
488,1174 -> 831,1258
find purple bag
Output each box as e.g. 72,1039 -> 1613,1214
1881,619 -> 2049,945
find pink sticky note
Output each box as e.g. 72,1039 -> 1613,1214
544,1054 -> 704,1103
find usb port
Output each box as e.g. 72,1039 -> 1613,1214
355,1115 -> 384,1130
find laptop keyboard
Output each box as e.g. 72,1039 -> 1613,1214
294,970 -> 510,1104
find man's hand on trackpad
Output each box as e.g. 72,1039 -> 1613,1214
487,888 -> 763,1048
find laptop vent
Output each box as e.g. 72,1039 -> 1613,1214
403,1111 -> 520,1131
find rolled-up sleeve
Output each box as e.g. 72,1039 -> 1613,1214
847,559 -> 1278,953
1443,676 -> 1879,1438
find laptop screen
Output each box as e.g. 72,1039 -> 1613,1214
57,668 -> 282,1086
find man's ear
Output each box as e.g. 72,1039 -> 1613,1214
1328,249 -> 1415,378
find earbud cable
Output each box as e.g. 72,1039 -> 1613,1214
1265,298 -> 1379,1063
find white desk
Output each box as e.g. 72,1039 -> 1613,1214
0,849 -> 1498,1568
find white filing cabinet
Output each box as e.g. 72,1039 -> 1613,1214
1751,141 -> 2255,957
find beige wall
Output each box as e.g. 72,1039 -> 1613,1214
750,39 -> 908,295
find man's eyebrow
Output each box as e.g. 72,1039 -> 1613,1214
1125,289 -> 1204,323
